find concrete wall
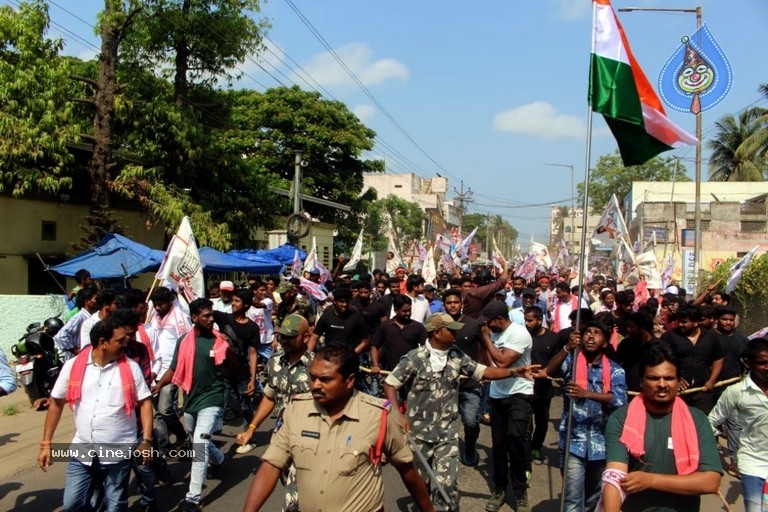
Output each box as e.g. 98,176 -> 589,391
0,295 -> 68,356
0,196 -> 165,295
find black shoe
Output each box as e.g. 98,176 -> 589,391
154,466 -> 173,487
207,457 -> 226,479
461,447 -> 479,466
179,500 -> 201,512
485,488 -> 506,512
141,503 -> 159,512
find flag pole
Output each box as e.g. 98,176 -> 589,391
560,105 -> 595,512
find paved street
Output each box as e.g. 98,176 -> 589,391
0,393 -> 744,512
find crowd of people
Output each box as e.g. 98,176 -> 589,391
32,258 -> 767,512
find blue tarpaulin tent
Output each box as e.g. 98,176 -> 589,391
199,247 -> 283,274
51,234 -> 165,279
229,244 -> 306,266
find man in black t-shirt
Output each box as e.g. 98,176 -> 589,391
370,295 -> 426,372
443,289 -> 486,466
524,306 -> 562,461
616,313 -> 655,393
661,305 -> 724,414
350,281 -> 387,336
310,287 -> 369,354
213,289 -> 261,423
711,306 -> 748,473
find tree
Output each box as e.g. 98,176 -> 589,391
0,1 -> 81,197
707,110 -> 766,182
123,0 -> 269,185
577,151 -> 689,212
456,212 -> 518,256
551,206 -> 570,244
735,83 -> 768,165
219,86 -> 381,248
370,195 -> 424,254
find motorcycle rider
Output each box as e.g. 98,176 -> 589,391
54,285 -> 99,360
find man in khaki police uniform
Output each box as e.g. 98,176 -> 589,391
243,343 -> 436,512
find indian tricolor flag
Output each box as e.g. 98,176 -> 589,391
590,0 -> 697,166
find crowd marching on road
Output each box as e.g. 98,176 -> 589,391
13,257 -> 767,512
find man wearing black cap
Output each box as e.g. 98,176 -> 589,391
479,301 -> 534,512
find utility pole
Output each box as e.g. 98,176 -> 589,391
453,180 -> 474,236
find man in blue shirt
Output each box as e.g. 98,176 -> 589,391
424,285 -> 445,314
0,347 -> 18,396
545,321 -> 627,512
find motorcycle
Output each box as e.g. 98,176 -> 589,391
10,317 -> 64,405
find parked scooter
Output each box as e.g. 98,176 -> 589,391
10,318 -> 64,405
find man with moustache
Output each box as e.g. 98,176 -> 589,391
442,288 -> 485,467
661,305 -> 724,413
710,306 -> 749,475
371,295 -> 427,374
601,342 -> 722,512
38,315 -> 154,511
309,286 -> 369,354
235,314 -> 314,510
152,299 -> 240,512
242,344 -> 437,512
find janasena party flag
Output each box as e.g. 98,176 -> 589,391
590,0 -> 697,166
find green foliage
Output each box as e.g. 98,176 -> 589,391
123,0 -> 269,88
577,151 -> 689,212
734,83 -> 768,165
221,86 -> 379,248
370,195 -> 424,253
0,0 -> 80,196
460,213 -> 518,255
700,252 -> 768,335
1,404 -> 20,416
707,110 -> 767,182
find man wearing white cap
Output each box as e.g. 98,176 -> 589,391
213,280 -> 235,313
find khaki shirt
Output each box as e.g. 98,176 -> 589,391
262,390 -> 413,512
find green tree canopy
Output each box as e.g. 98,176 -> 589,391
0,0 -> 81,197
370,195 -> 424,254
577,151 -> 689,212
707,110 -> 767,182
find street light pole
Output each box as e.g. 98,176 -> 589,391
618,6 -> 703,277
544,163 -> 575,248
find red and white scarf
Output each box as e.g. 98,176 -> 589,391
552,295 -> 578,333
66,346 -> 136,416
171,328 -> 229,394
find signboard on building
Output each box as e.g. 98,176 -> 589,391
643,227 -> 668,243
681,248 -> 696,296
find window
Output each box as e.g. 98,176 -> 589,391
394,184 -> 403,188
41,221 -> 57,241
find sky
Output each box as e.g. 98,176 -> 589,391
10,0 -> 768,244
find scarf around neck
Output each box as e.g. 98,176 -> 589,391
66,345 -> 136,415
425,340 -> 449,372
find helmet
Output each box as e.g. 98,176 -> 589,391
44,317 -> 64,337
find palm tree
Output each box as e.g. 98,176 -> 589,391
551,206 -> 570,245
707,109 -> 766,182
735,83 -> 768,164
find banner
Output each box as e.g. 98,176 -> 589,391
529,240 -> 552,268
423,247 -> 436,285
303,238 -> 317,273
726,245 -> 759,293
592,194 -> 628,249
156,216 -> 204,304
291,249 -> 302,278
616,237 -> 637,283
660,253 -> 676,290
453,226 -> 478,261
385,225 -> 403,274
556,239 -> 570,268
515,253 -> 538,280
636,249 -> 662,290
344,230 -> 364,271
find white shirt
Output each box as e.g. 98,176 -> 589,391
390,294 -> 430,325
212,297 -> 232,314
149,306 -> 192,376
51,354 -> 151,465
553,297 -> 589,332
246,297 -> 275,345
489,322 -> 533,399
137,324 -> 161,376
709,375 -> 768,479
79,312 -> 104,349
